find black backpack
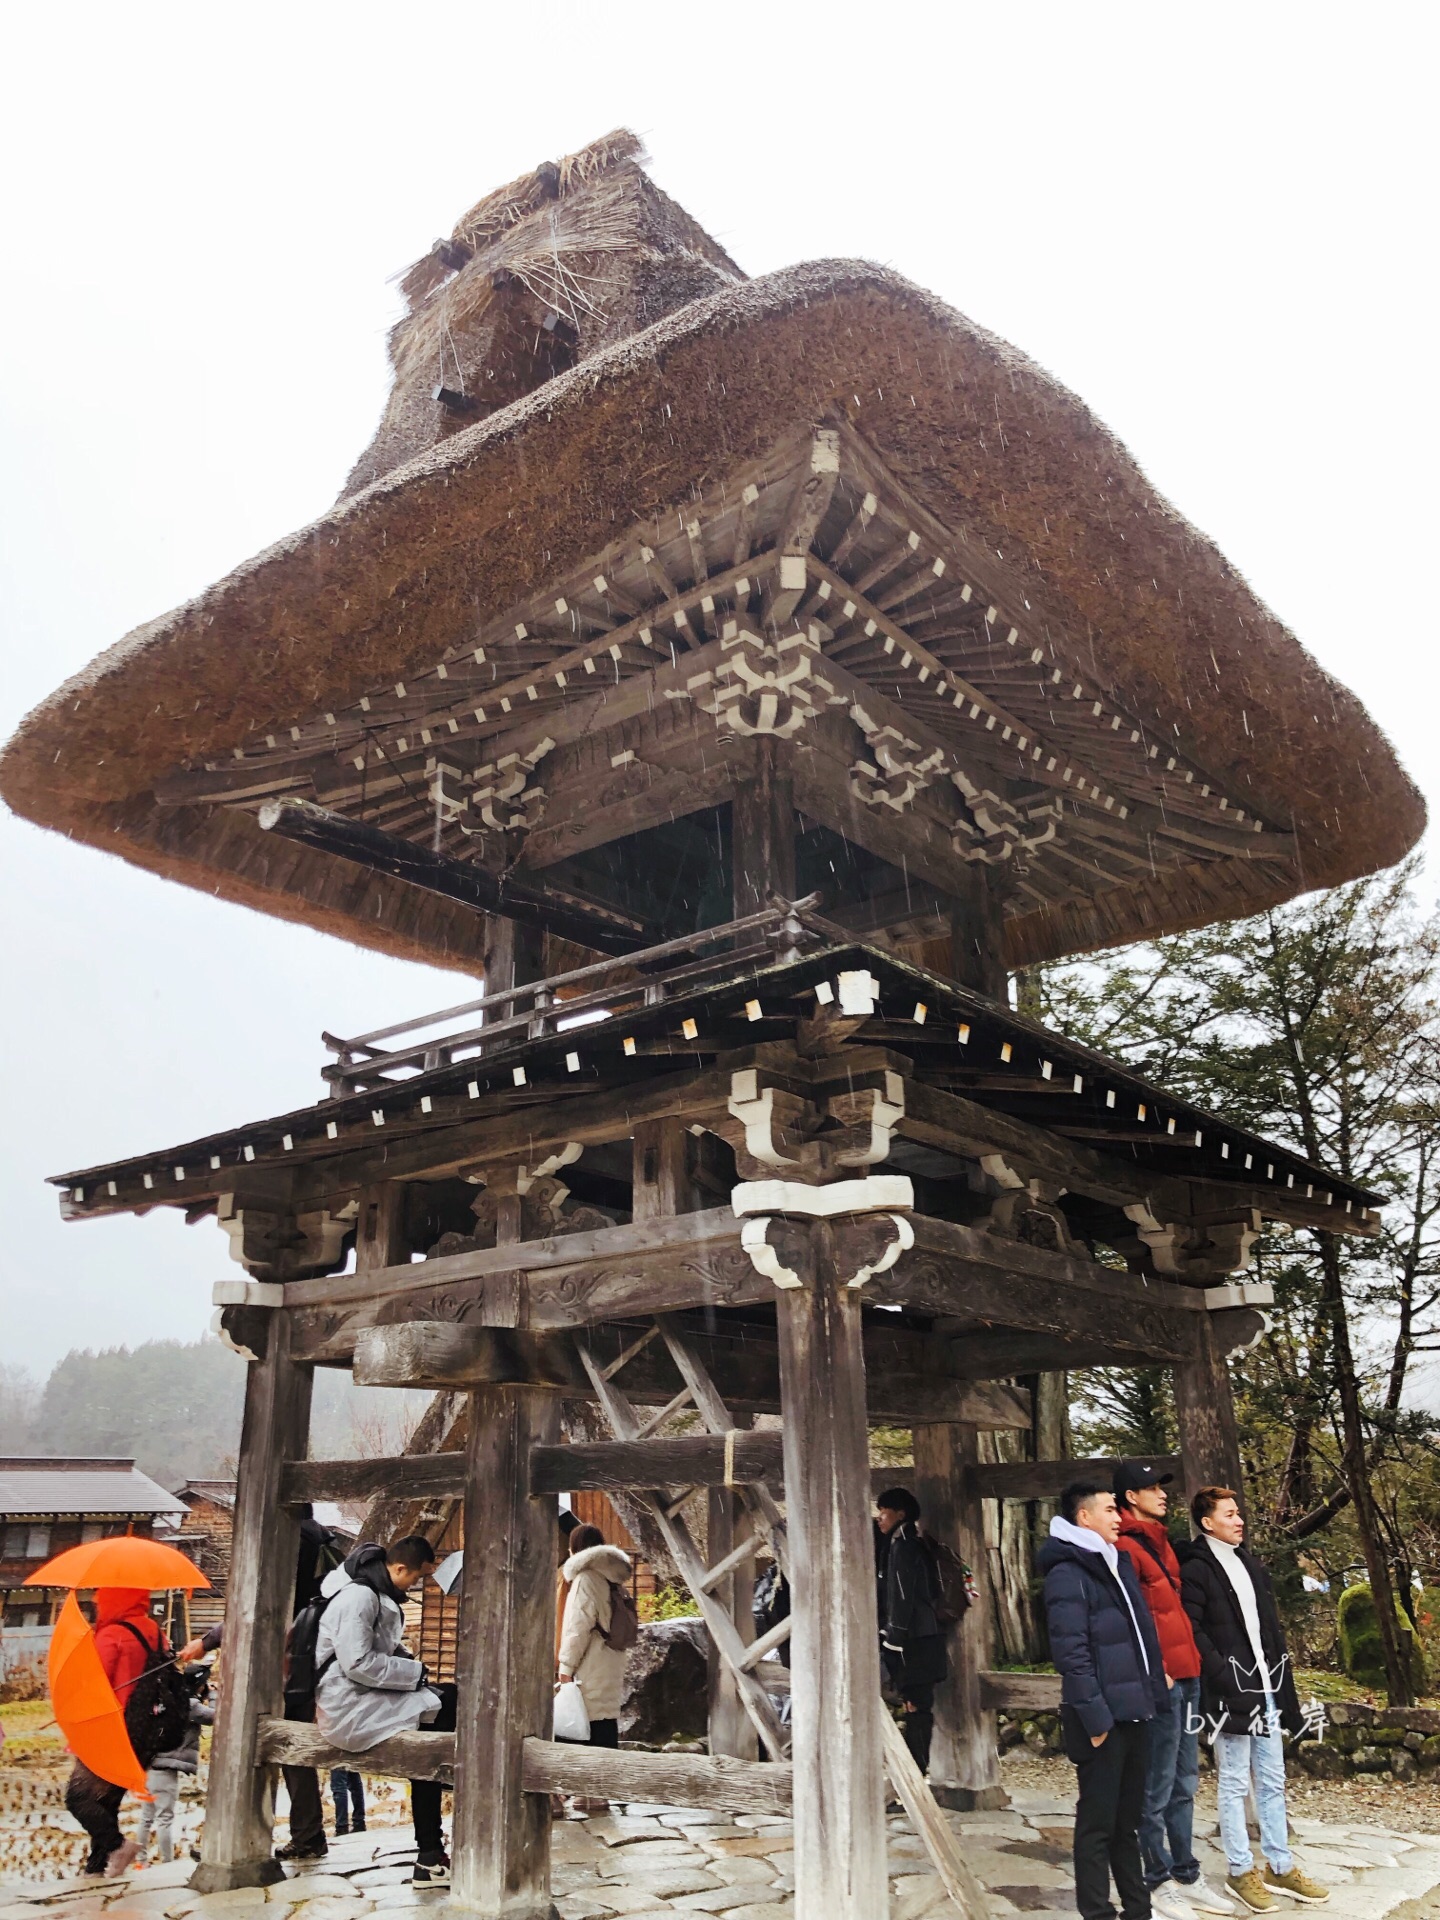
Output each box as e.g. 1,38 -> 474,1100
116,1622 -> 191,1765
919,1532 -> 976,1627
283,1592 -> 337,1710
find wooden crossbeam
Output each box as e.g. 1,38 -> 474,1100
522,1738 -> 793,1816
256,1717 -> 455,1783
281,1453 -> 466,1505
255,797 -> 644,955
965,1455 -> 1180,1502
979,1671 -> 1063,1713
529,1431 -> 785,1496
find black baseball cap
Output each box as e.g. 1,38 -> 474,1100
1113,1461 -> 1174,1501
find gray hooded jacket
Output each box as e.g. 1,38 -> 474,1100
313,1558 -> 442,1752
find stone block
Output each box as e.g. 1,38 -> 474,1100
620,1621 -> 710,1747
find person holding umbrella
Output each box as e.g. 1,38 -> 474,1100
25,1535 -> 211,1881
67,1588 -> 170,1877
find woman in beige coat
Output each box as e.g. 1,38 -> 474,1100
556,1526 -> 633,1748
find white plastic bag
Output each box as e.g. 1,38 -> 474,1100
552,1680 -> 590,1743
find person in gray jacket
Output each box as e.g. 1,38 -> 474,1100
137,1674 -> 214,1862
314,1537 -> 453,1885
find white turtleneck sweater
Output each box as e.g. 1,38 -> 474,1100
1205,1534 -> 1272,1698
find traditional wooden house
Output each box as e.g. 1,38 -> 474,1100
0,132 -> 1423,1920
0,1459 -> 181,1626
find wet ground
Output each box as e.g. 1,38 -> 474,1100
3,1755 -> 1440,1917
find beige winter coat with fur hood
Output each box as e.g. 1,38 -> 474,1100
557,1543 -> 633,1722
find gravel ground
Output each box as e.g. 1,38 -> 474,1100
1003,1745 -> 1440,1834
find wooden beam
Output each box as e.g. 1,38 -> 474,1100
777,1220 -> 888,1920
352,1322 -> 590,1392
521,1738 -> 793,1815
192,1318 -> 311,1891
281,1453 -> 467,1506
346,1313 -> 1032,1428
256,797 -> 643,954
530,1430 -> 784,1495
965,1456 -> 1180,1503
452,1385 -> 559,1914
979,1671 -> 1063,1713
257,1717 -> 454,1783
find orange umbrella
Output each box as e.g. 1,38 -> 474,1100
47,1592 -> 150,1794
25,1536 -> 210,1592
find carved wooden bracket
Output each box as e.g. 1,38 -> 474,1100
732,1173 -> 915,1292
718,1067 -> 905,1177
1123,1203 -> 1262,1281
217,1195 -> 356,1281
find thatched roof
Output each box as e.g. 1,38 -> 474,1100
0,138 -> 1421,973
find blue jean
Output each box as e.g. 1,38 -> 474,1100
1139,1677 -> 1200,1889
1215,1696 -> 1292,1876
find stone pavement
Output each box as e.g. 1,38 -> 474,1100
4,1782 -> 1440,1917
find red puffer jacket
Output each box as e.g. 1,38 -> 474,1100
1117,1514 -> 1201,1680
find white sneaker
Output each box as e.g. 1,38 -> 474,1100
1176,1878 -> 1240,1914
1153,1891 -> 1198,1920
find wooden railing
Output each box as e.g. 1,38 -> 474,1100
319,894 -> 845,1093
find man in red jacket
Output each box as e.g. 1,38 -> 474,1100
1115,1464 -> 1234,1916
66,1587 -> 166,1879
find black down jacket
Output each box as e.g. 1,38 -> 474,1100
1038,1533 -> 1167,1737
875,1520 -> 949,1690
1178,1537 -> 1303,1740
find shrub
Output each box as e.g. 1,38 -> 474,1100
1337,1583 -> 1426,1691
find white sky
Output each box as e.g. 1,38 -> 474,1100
1,4 -> 1436,1377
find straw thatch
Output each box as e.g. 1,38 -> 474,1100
343,130 -> 742,497
0,143 -> 1422,976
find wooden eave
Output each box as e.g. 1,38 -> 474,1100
142,426 -> 1298,955
51,940 -> 1381,1226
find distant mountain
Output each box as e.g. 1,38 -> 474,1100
19,1338 -> 430,1487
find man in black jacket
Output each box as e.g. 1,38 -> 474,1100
874,1487 -> 948,1773
1040,1482 -> 1168,1920
1179,1488 -> 1327,1913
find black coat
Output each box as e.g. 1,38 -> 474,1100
1038,1534 -> 1167,1738
1178,1536 -> 1303,1739
875,1520 -> 949,1689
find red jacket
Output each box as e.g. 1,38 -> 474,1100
93,1588 -> 165,1701
1116,1514 -> 1201,1680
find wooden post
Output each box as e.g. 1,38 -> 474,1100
451,1383 -> 561,1918
485,914 -> 546,998
707,1481 -> 759,1760
1174,1316 -> 1243,1511
632,1117 -> 690,1223
733,737 -> 796,917
775,1221 -> 887,1920
914,1422 -> 1006,1811
191,1313 -> 312,1890
949,868 -> 1007,1000
356,1182 -> 409,1273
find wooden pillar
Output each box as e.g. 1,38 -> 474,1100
485,915 -> 546,997
355,1182 -> 408,1273
632,1117 -> 690,1223
775,1222 -> 887,1920
913,1422 -> 1006,1811
949,868 -> 1008,1000
451,1383 -> 561,1918
732,737 -> 796,917
1174,1316 -> 1243,1512
191,1313 -> 312,1890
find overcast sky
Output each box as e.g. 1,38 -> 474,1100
1,4 -> 1435,1379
